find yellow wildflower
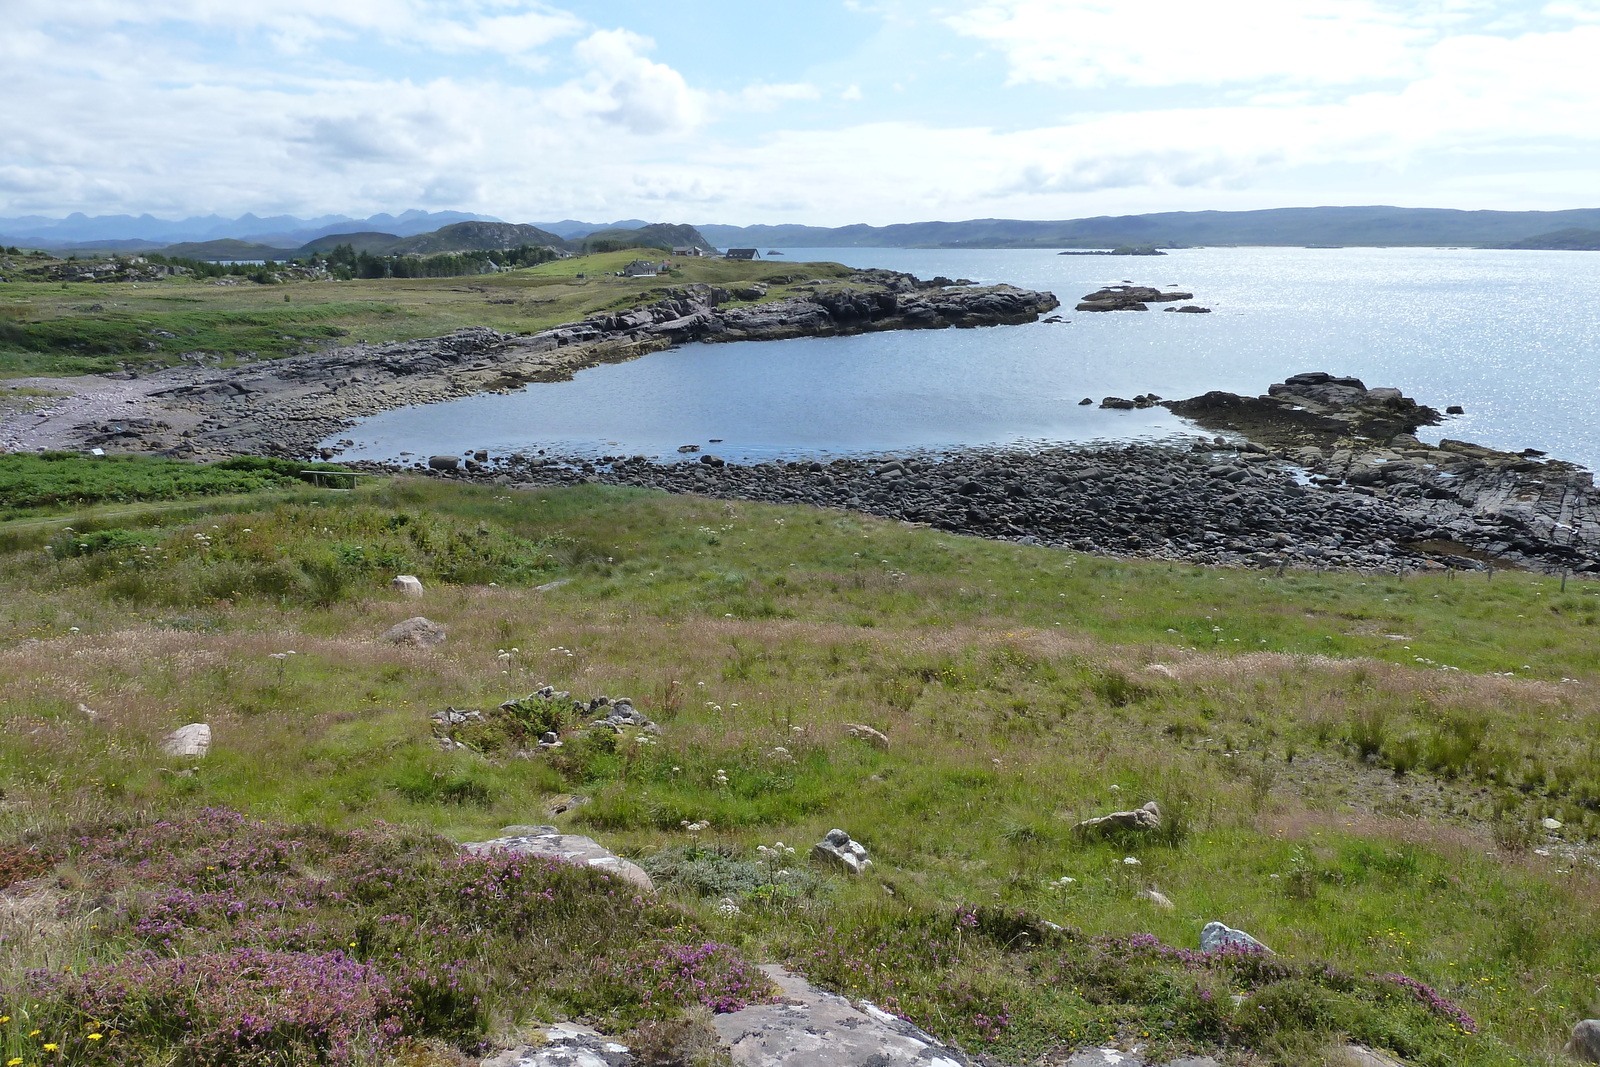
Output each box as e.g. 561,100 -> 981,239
43,1044 -> 57,1051
88,1034 -> 103,1041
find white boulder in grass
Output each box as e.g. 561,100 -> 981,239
390,575 -> 424,598
812,828 -> 872,875
161,723 -> 212,758
1200,921 -> 1272,954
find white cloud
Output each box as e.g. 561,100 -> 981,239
948,0 -> 1429,87
568,29 -> 706,134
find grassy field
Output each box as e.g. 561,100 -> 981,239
1,471 -> 1597,1064
0,250 -> 851,376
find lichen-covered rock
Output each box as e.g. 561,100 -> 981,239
160,722 -> 211,758
1199,921 -> 1272,954
464,825 -> 654,892
389,574 -> 424,598
843,723 -> 890,749
1073,800 -> 1161,837
382,616 -> 447,649
482,1024 -> 634,1067
714,964 -> 969,1067
812,829 -> 871,875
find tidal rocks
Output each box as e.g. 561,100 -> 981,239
482,439 -> 1600,575
161,722 -> 211,758
1164,305 -> 1211,314
1077,285 -> 1194,311
1073,800 -> 1162,838
463,825 -> 655,892
1200,921 -> 1272,954
382,616 -> 447,649
1166,371 -> 1443,446
427,455 -> 460,471
813,829 -> 872,875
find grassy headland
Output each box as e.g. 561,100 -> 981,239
0,249 -> 852,377
2,469 -> 1597,1065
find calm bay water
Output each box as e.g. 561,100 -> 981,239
330,246 -> 1600,469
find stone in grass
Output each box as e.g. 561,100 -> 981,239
464,825 -> 654,892
812,829 -> 872,875
1326,1046 -> 1406,1067
1200,921 -> 1272,954
161,722 -> 211,758
715,963 -> 969,1067
1073,800 -> 1161,837
482,1023 -> 633,1067
1569,1020 -> 1600,1064
382,616 -> 447,649
389,574 -> 424,598
843,723 -> 891,749
1139,888 -> 1177,911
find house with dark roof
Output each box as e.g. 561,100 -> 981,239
723,248 -> 759,260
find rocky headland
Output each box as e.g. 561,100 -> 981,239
26,269 -> 1056,459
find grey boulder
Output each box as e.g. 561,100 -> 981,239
482,1024 -> 633,1067
715,964 -> 967,1067
382,616 -> 447,649
1073,800 -> 1161,837
464,825 -> 654,892
1200,921 -> 1272,954
389,574 -> 424,598
160,722 -> 211,758
1568,1020 -> 1600,1064
812,829 -> 872,875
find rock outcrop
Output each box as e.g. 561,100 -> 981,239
463,825 -> 655,892
1077,286 -> 1194,312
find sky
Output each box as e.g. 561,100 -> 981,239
5,0 -> 1600,225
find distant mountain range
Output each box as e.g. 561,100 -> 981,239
0,211 -> 662,251
161,221 -> 716,261
9,205 -> 1600,254
696,206 -> 1600,249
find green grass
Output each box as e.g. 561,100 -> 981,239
0,453 -> 358,520
2,477 -> 1598,1065
0,251 -> 854,375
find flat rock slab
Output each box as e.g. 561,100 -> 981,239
161,722 -> 211,758
714,964 -> 970,1067
482,1024 -> 633,1067
463,825 -> 654,892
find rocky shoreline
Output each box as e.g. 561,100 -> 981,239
405,372 -> 1600,576
33,269 -> 1057,460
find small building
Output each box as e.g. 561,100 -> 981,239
672,246 -> 705,257
622,259 -> 661,278
723,248 -> 760,261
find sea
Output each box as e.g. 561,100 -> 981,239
326,246 -> 1600,470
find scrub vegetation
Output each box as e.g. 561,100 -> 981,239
1,474 -> 1597,1065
